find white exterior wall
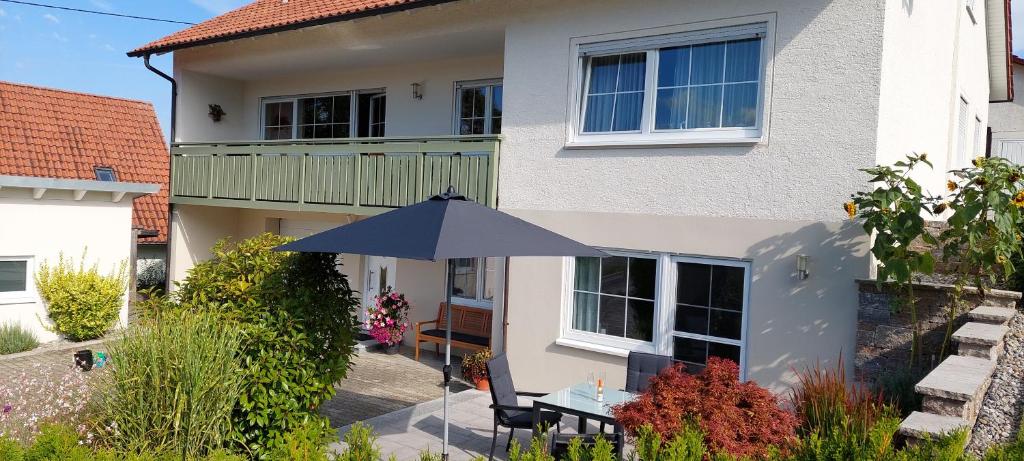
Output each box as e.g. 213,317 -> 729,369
875,0 -> 991,196
990,63 -> 1024,159
0,189 -> 134,342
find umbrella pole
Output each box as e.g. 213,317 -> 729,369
442,258 -> 453,460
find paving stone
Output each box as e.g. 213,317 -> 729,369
916,355 -> 996,401
969,306 -> 1017,325
954,322 -> 1010,346
899,411 -> 969,440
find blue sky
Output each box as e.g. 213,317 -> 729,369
1,0 -> 1024,143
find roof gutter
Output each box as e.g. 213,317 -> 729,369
126,0 -> 459,57
141,53 -> 177,292
142,54 -> 177,144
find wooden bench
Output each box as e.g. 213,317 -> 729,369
414,303 -> 492,361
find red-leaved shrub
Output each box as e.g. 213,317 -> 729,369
611,358 -> 797,458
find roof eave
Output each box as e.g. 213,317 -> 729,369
0,175 -> 160,197
127,0 -> 460,57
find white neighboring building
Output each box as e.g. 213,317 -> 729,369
990,55 -> 1024,162
0,176 -> 158,342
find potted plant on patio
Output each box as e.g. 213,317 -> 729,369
365,287 -> 410,354
461,348 -> 492,391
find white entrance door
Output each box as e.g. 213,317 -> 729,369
363,256 -> 397,318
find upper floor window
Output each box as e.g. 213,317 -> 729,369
261,90 -> 386,140
94,167 -> 116,181
570,23 -> 767,146
455,80 -> 502,135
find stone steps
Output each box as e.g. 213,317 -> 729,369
953,322 -> 1010,361
899,411 -> 970,440
969,305 -> 1016,326
915,355 -> 996,423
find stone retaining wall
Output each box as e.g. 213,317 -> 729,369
855,280 -> 1020,387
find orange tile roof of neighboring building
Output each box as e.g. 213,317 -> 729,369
0,81 -> 169,243
129,0 -> 452,56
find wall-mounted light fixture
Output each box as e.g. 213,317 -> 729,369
796,254 -> 810,280
411,82 -> 424,100
208,104 -> 226,122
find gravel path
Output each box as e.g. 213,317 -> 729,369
967,311 -> 1024,456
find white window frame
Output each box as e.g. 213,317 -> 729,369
259,88 -> 386,140
955,95 -> 970,167
452,79 -> 503,136
558,250 -> 750,379
0,256 -> 34,305
974,115 -> 985,158
565,17 -> 775,148
449,257 -> 498,309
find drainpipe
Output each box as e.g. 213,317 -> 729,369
142,53 -> 177,293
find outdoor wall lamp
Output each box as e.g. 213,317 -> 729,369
208,104 -> 226,122
796,254 -> 810,280
411,82 -> 424,100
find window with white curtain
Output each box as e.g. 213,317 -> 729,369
562,251 -> 750,376
571,23 -> 767,146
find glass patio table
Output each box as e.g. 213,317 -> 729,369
531,383 -> 635,455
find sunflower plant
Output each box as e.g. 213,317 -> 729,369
846,152 -> 940,366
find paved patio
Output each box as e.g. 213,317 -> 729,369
334,390 -> 610,460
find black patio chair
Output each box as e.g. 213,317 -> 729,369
485,353 -> 562,461
625,350 -> 675,393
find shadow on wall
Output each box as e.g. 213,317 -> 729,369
743,220 -> 869,391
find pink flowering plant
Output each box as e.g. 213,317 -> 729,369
0,362 -> 97,445
365,287 -> 410,346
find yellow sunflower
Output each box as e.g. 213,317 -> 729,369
843,202 -> 857,219
947,180 -> 958,192
973,157 -> 985,167
1013,191 -> 1024,208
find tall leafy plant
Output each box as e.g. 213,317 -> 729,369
36,252 -> 128,341
845,153 -> 938,366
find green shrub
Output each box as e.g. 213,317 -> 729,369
170,234 -> 360,457
0,323 -> 38,355
335,422 -> 384,461
267,419 -> 337,461
22,424 -> 97,461
0,436 -> 25,461
96,313 -> 242,459
35,253 -> 128,341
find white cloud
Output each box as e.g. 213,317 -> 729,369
51,31 -> 68,42
188,0 -> 249,15
103,43 -> 115,51
89,0 -> 114,12
42,13 -> 59,24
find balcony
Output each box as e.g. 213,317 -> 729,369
169,135 -> 500,215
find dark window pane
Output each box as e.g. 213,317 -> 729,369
315,98 -> 332,123
492,117 -> 501,134
655,88 -> 687,130
673,337 -> 707,366
626,299 -> 654,341
711,265 -> 745,311
333,96 -> 351,124
583,94 -> 614,132
628,257 -> 656,299
722,83 -> 758,128
724,38 -> 761,83
333,124 -> 351,138
658,46 -> 690,87
709,309 -> 742,340
588,55 -> 619,94
598,295 -> 625,337
600,257 -> 627,296
278,102 -> 293,126
299,125 -> 314,139
265,102 -> 280,126
612,92 -> 643,132
575,257 -> 600,292
675,305 -> 709,335
708,342 -> 741,366
460,120 -> 473,135
472,119 -> 485,135
573,292 -> 599,332
314,124 -> 332,139
677,263 -> 711,307
688,85 -> 723,128
473,89 -> 486,117
617,53 -> 646,92
0,260 -> 27,292
263,127 -> 276,139
299,98 -> 316,124
690,42 -> 725,85
491,86 -> 503,118
460,88 -> 475,117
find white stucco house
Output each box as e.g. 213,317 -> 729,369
0,82 -> 164,342
129,0 -> 1012,392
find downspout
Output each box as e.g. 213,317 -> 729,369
142,53 -> 177,293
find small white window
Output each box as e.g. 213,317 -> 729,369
0,257 -> 32,303
570,23 -> 768,147
450,257 -> 498,308
454,80 -> 502,135
561,251 -> 750,376
956,96 -> 970,166
974,116 -> 985,158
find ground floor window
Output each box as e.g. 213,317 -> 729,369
0,257 -> 31,303
562,251 -> 750,375
450,257 -> 498,308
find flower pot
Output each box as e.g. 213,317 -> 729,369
74,350 -> 93,371
475,378 -> 490,391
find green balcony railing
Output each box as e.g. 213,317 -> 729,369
169,135 -> 500,214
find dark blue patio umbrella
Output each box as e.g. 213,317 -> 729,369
276,186 -> 604,459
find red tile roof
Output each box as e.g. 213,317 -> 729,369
129,0 -> 449,56
0,81 -> 169,243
